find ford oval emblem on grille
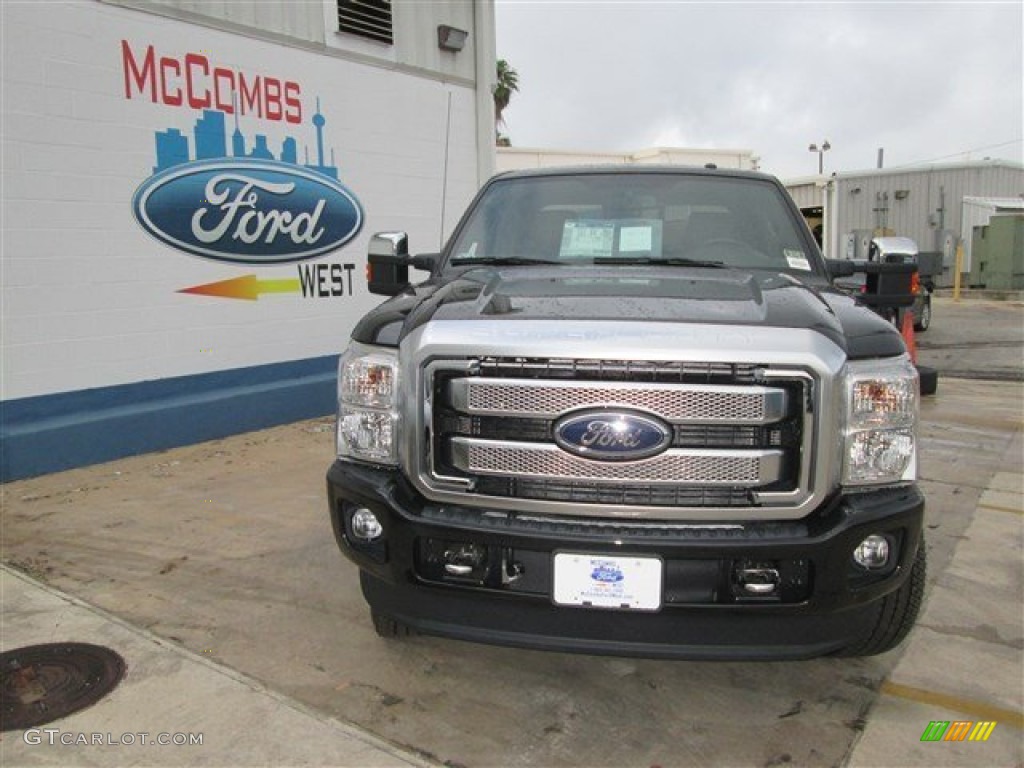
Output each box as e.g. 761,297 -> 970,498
131,159 -> 363,264
554,410 -> 673,462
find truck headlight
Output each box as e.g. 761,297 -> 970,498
841,356 -> 918,485
337,343 -> 399,465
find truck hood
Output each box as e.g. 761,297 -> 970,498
352,266 -> 904,359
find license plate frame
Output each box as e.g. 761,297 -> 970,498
552,552 -> 663,611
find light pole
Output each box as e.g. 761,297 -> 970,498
809,140 -> 831,175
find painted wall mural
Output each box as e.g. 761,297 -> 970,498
2,0 -> 478,406
122,40 -> 363,300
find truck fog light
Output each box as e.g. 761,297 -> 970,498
350,508 -> 383,541
853,534 -> 890,569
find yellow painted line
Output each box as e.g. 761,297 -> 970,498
880,681 -> 1024,730
977,503 -> 1024,517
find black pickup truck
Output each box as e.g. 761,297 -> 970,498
327,166 -> 925,659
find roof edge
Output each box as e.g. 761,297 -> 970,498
783,158 -> 1024,186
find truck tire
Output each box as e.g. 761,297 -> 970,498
371,610 -> 414,639
835,543 -> 926,657
917,365 -> 938,396
914,297 -> 931,332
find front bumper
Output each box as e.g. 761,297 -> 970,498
327,460 -> 924,659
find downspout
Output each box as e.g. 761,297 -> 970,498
827,178 -> 840,260
820,179 -> 830,259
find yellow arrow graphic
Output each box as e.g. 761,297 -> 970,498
178,275 -> 302,301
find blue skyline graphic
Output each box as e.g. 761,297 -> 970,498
152,98 -> 338,179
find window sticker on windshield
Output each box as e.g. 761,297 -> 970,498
784,249 -> 811,271
619,226 -> 653,253
560,220 -> 615,258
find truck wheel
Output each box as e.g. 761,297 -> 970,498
371,610 -> 414,639
917,365 -> 938,396
835,543 -> 926,657
914,297 -> 931,332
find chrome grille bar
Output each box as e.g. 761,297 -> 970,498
450,438 -> 784,486
450,378 -> 787,424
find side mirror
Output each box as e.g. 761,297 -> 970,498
367,232 -> 409,296
825,259 -> 855,278
366,233 -> 437,296
859,260 -> 918,309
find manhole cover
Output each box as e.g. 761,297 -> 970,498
1,643 -> 125,731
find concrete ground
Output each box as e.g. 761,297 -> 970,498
915,297 -> 1024,382
1,568 -> 428,767
2,298 -> 1022,767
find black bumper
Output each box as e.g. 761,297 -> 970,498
327,460 -> 925,660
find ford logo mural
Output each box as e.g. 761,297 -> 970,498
131,159 -> 363,264
554,410 -> 673,462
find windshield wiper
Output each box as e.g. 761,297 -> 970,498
593,256 -> 728,268
449,256 -> 563,266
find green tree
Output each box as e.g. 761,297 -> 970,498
493,59 -> 519,146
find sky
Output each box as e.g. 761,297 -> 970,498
493,1 -> 1024,180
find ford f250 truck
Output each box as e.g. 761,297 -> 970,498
327,166 -> 925,659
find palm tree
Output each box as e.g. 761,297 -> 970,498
493,59 -> 519,146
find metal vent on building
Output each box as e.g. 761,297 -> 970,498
338,0 -> 393,45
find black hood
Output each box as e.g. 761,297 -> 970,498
352,266 -> 904,359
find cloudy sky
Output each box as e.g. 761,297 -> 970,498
494,1 -> 1023,180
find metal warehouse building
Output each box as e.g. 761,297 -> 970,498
786,161 -> 1024,281
1,0 -> 496,480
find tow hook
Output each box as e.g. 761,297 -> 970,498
501,549 -> 524,585
735,564 -> 781,596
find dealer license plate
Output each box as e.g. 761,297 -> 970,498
552,553 -> 663,611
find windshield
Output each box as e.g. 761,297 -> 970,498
446,173 -> 820,274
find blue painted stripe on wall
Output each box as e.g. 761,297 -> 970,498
1,355 -> 338,482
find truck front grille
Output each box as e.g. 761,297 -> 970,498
421,357 -> 810,513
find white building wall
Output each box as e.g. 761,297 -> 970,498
2,0 -> 482,401
784,179 -> 826,211
1,0 -> 493,479
107,0 -> 483,86
497,146 -> 758,173
109,0 -> 329,48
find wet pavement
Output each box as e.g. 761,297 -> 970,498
915,297 -> 1023,382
